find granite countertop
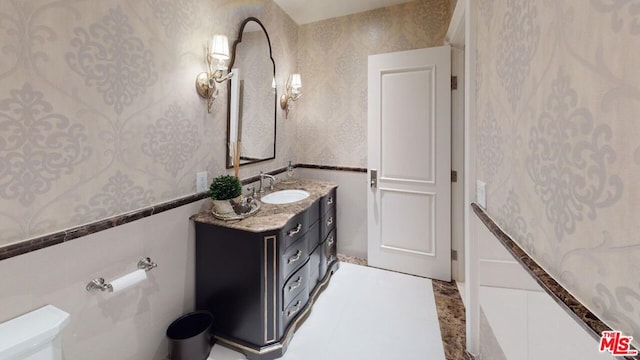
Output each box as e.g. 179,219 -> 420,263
190,178 -> 337,233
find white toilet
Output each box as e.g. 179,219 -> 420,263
0,305 -> 70,360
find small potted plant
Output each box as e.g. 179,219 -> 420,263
210,175 -> 242,216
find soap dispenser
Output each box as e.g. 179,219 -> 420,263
286,161 -> 295,182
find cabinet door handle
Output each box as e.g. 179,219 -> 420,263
287,300 -> 302,317
288,277 -> 302,292
327,235 -> 335,247
287,223 -> 303,237
288,250 -> 302,264
327,196 -> 334,206
326,216 -> 333,227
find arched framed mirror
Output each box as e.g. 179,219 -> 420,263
226,18 -> 277,168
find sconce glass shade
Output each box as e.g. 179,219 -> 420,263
210,35 -> 230,60
290,73 -> 302,89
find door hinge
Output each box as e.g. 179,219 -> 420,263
451,76 -> 458,90
451,170 -> 458,182
451,250 -> 458,261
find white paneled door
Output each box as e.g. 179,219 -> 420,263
367,46 -> 451,281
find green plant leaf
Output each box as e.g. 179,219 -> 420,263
210,175 -> 242,200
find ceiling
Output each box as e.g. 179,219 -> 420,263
273,0 -> 415,25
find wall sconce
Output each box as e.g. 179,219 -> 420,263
196,35 -> 233,113
280,73 -> 302,119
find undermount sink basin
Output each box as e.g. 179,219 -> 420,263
261,189 -> 310,204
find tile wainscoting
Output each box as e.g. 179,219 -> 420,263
472,203 -> 639,360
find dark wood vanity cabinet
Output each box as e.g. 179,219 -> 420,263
194,185 -> 338,360
319,188 -> 337,279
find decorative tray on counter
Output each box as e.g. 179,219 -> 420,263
211,199 -> 261,221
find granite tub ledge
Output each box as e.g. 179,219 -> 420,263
190,178 -> 337,233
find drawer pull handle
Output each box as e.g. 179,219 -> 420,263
287,300 -> 302,317
288,250 -> 302,264
287,223 -> 303,237
288,277 -> 302,292
327,216 -> 334,227
327,197 -> 334,205
327,236 -> 335,247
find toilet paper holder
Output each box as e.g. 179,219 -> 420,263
86,257 -> 157,292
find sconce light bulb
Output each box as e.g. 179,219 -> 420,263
214,59 -> 227,72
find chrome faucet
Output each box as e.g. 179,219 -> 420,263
259,171 -> 276,194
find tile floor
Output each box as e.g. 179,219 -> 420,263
432,280 -> 468,359
207,262 -> 446,360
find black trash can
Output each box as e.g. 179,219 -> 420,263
166,311 -> 213,360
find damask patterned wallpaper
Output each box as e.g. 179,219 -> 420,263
0,0 -> 298,246
476,0 -> 640,344
295,0 -> 455,168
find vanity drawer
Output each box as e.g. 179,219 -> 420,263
308,244 -> 322,293
320,188 -> 337,215
319,229 -> 337,280
282,201 -> 320,250
281,236 -> 309,280
283,289 -> 309,330
305,221 -> 320,254
320,206 -> 336,242
282,261 -> 309,310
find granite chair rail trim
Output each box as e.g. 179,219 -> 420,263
0,164 -> 366,261
295,164 -> 367,173
471,203 -> 640,360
